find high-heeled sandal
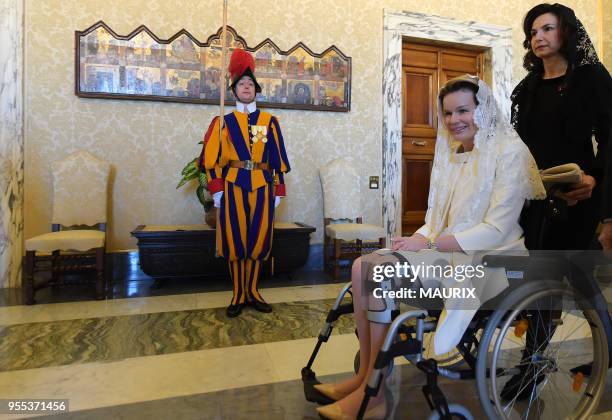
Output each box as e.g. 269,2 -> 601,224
316,402 -> 352,420
316,399 -> 391,420
313,383 -> 351,401
317,370 -> 400,420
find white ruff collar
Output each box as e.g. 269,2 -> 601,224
235,101 -> 257,114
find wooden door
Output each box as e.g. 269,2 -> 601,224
402,42 -> 484,234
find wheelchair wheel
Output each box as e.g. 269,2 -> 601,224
476,280 -> 608,419
428,403 -> 474,420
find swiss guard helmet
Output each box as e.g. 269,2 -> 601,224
228,48 -> 262,94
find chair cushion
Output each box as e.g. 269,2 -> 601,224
25,230 -> 105,253
325,223 -> 386,241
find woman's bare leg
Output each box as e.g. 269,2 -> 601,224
332,254 -> 395,414
321,257 -> 372,394
333,304 -> 390,414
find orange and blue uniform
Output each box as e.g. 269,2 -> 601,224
199,108 -> 290,305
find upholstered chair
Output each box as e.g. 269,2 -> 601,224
23,151 -> 111,304
319,158 -> 386,279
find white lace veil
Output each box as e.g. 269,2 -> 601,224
424,75 -> 545,239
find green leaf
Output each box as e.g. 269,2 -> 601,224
177,172 -> 198,188
181,159 -> 198,175
196,185 -> 208,207
177,158 -> 201,189
198,171 -> 208,187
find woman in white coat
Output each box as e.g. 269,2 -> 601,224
314,75 -> 545,420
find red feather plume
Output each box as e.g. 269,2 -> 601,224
228,48 -> 255,80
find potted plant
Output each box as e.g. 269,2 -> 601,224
177,149 -> 216,227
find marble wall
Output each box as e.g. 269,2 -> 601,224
0,0 -> 24,288
23,0 -> 601,252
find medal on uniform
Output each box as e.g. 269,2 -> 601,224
251,125 -> 268,143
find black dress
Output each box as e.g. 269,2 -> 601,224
512,64 -> 612,249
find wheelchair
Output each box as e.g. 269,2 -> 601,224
301,251 -> 611,420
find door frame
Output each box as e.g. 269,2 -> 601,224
382,9 -> 513,238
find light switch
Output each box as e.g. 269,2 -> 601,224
369,176 -> 379,189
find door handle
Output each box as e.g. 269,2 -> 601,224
411,140 -> 427,146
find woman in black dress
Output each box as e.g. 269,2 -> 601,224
505,3 -> 612,398
511,3 -> 611,250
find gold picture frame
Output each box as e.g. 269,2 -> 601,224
75,21 -> 351,112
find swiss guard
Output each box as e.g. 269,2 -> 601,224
199,48 -> 290,318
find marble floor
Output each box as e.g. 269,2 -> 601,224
1,256 -> 611,420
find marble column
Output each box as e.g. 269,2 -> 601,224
382,10 -> 513,239
0,0 -> 24,288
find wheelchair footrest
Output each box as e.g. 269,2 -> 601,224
417,359 -> 452,418
301,367 -> 335,405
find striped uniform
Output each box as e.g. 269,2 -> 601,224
199,109 -> 290,304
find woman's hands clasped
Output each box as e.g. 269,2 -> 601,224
434,235 -> 463,252
557,173 -> 596,205
391,233 -> 464,252
391,234 -> 429,251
